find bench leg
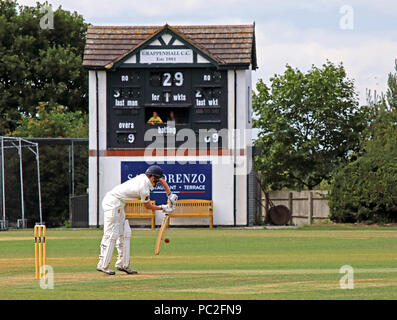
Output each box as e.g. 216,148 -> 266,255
151,216 -> 155,229
210,215 -> 213,229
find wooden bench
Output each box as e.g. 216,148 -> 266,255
169,199 -> 213,228
124,200 -> 156,229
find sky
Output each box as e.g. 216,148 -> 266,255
18,0 -> 397,106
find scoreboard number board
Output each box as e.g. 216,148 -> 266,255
107,69 -> 228,149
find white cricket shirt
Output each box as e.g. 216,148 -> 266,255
107,174 -> 154,203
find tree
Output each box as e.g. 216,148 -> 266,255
329,62 -> 397,223
386,60 -> 397,109
11,102 -> 88,138
253,61 -> 370,190
363,60 -> 397,147
0,0 -> 88,135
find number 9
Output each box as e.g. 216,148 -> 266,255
127,134 -> 135,144
174,72 -> 183,86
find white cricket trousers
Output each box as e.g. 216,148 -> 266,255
97,194 -> 131,269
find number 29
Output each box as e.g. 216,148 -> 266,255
163,72 -> 183,87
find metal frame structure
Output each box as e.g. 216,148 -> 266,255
26,138 -> 88,196
0,137 -> 42,229
26,138 -> 88,222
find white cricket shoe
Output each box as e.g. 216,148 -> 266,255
96,267 -> 116,275
117,267 -> 138,274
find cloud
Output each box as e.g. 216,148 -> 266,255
253,20 -> 397,105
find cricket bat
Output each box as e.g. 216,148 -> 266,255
154,200 -> 172,255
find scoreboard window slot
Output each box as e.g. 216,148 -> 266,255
145,107 -> 189,125
149,72 -> 162,87
213,71 -> 222,82
130,72 -> 141,83
195,120 -> 221,132
114,109 -> 140,116
117,132 -> 136,145
195,124 -> 221,132
112,88 -> 141,99
195,108 -> 220,114
149,71 -> 185,87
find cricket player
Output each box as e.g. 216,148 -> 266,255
97,165 -> 178,275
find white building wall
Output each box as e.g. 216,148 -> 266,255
236,70 -> 250,225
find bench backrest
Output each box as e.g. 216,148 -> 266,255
124,200 -> 155,214
173,199 -> 213,214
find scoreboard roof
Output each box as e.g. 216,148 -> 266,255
83,24 -> 257,70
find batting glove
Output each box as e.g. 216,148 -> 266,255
168,193 -> 178,205
160,204 -> 174,215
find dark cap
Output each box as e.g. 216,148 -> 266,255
145,165 -> 163,177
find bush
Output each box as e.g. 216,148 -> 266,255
329,121 -> 397,223
329,155 -> 397,223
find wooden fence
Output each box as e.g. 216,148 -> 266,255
261,190 -> 329,226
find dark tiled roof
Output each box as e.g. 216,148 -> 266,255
83,24 -> 257,69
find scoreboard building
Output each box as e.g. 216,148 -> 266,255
83,24 -> 258,227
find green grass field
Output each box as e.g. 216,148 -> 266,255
1,224 -> 397,300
